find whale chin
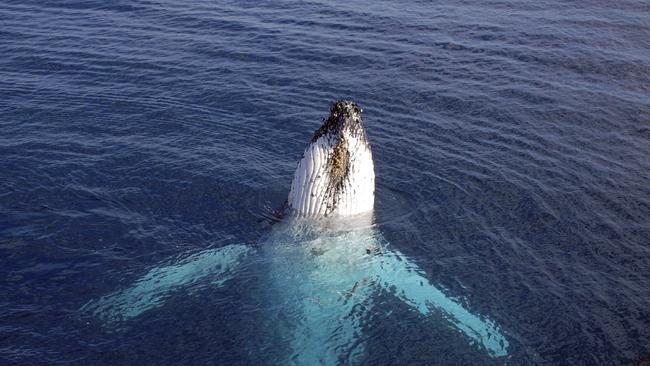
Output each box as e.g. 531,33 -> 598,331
287,100 -> 375,218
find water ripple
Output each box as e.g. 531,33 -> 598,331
1,0 -> 649,364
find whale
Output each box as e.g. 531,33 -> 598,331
82,101 -> 509,364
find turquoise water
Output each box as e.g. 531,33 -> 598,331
1,0 -> 649,364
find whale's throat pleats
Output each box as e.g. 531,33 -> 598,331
288,101 -> 375,218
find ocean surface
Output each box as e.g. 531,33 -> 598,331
1,0 -> 649,365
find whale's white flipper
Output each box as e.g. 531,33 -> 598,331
82,244 -> 253,322
369,248 -> 509,357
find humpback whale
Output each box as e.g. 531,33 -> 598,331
82,101 -> 509,364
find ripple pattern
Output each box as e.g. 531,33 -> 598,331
1,0 -> 649,365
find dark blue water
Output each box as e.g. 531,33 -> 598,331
2,0 -> 649,364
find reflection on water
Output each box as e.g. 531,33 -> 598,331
83,215 -> 508,362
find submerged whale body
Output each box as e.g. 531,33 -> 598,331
83,101 -> 509,363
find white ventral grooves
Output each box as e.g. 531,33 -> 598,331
288,101 -> 375,218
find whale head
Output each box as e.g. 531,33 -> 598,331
288,101 -> 375,218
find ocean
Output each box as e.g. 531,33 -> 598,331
1,0 -> 649,364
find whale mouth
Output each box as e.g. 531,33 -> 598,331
288,100 -> 375,218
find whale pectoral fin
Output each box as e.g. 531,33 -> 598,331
369,249 -> 509,358
81,243 -> 254,324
